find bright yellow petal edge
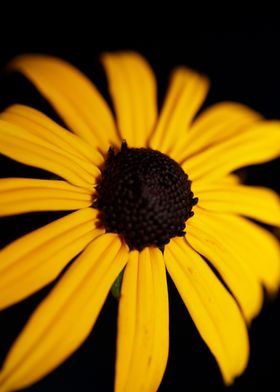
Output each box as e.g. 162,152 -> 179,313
0,51 -> 279,392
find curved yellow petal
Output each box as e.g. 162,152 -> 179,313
0,119 -> 97,189
101,52 -> 157,148
0,178 -> 93,216
164,238 -> 249,385
150,67 -> 209,155
9,54 -> 119,151
182,121 -> 280,181
115,247 -> 169,392
0,208 -> 103,309
187,208 -> 263,322
175,102 -> 262,162
0,234 -> 128,392
195,184 -> 280,226
1,105 -> 104,167
192,210 -> 280,294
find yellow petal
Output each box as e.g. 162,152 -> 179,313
165,238 -> 249,385
187,207 -> 263,322
9,54 -> 120,151
182,121 -> 280,180
175,102 -> 262,162
115,247 -> 169,392
101,52 -> 157,148
192,209 -> 280,294
195,183 -> 280,226
0,119 -> 97,189
0,178 -> 93,216
1,105 -> 103,167
0,234 -> 128,392
150,67 -> 209,155
0,208 -> 103,309
191,174 -> 241,193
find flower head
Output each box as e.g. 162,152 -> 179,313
0,52 -> 279,392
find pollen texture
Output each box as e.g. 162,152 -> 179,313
95,142 -> 197,250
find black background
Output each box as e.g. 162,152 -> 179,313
0,35 -> 279,391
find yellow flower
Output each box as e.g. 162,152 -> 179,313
0,52 -> 280,392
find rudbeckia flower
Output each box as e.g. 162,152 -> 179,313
0,52 -> 280,392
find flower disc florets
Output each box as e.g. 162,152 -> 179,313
95,142 -> 197,250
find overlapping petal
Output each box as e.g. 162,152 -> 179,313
0,120 -> 98,189
0,208 -> 103,309
1,105 -> 103,167
101,52 -> 157,148
194,183 -> 280,226
9,55 -> 120,151
174,102 -> 262,162
190,209 -> 280,294
150,67 -> 209,155
187,207 -> 263,322
115,247 -> 169,392
191,174 -> 241,193
165,238 -> 249,384
182,121 -> 280,180
0,234 -> 129,392
0,178 -> 93,216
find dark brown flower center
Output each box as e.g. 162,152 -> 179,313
94,141 -> 197,251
